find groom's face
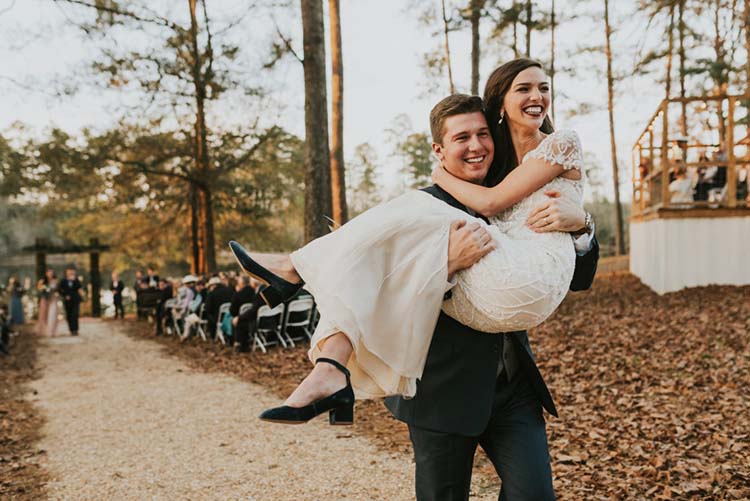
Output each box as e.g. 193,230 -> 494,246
432,112 -> 494,184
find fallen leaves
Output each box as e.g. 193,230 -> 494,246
0,327 -> 48,500
124,272 -> 749,499
534,272 -> 750,500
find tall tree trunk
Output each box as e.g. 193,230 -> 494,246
441,0 -> 455,93
678,0 -> 687,135
328,0 -> 347,225
189,0 -> 208,273
189,186 -> 200,274
525,0 -> 532,56
665,5 -> 674,101
200,187 -> 215,271
550,0 -> 556,123
604,0 -> 625,255
301,0 -> 333,242
188,0 -> 215,272
470,0 -> 483,95
712,0 -> 727,141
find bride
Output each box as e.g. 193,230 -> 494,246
231,59 -> 592,425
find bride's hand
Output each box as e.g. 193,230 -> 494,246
526,190 -> 586,233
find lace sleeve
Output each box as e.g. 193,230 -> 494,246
526,129 -> 583,171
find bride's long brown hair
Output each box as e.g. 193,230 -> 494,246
483,58 -> 555,188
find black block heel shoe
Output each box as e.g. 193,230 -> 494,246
228,240 -> 304,307
259,357 -> 355,425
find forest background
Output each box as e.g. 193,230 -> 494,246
0,0 -> 747,277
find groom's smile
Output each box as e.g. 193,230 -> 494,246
432,111 -> 494,184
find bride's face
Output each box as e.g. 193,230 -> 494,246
432,111 -> 494,184
501,67 -> 550,132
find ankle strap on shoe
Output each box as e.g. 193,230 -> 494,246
315,357 -> 351,380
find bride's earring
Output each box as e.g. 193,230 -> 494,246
498,111 -> 505,126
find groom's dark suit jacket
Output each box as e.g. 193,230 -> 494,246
385,184 -> 599,437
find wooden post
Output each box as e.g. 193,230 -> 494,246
648,125 -> 654,211
661,101 -> 670,208
89,238 -> 101,317
726,96 -> 737,208
35,238 -> 47,282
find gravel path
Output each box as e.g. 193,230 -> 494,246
27,319 -> 421,500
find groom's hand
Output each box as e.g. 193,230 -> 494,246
447,220 -> 495,277
526,190 -> 586,233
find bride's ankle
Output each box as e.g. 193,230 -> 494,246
279,256 -> 301,284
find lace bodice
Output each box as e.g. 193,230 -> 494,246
491,129 -> 585,234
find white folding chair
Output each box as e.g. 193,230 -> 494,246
237,303 -> 266,353
256,304 -> 289,348
283,297 -> 315,341
195,303 -> 209,342
162,298 -> 178,335
215,302 -> 232,346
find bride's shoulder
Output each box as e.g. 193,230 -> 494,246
544,129 -> 582,147
533,129 -> 583,171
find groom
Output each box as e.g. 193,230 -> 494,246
385,94 -> 598,500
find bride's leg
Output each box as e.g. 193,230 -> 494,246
284,332 -> 353,408
247,252 -> 302,285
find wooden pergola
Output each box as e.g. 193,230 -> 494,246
22,238 -> 111,317
631,93 -> 750,220
629,93 -> 750,294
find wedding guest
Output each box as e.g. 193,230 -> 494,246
204,275 -> 234,340
134,270 -> 145,320
168,275 -> 196,334
228,276 -> 256,347
737,165 -> 749,203
180,279 -> 207,342
143,267 -> 159,289
8,277 -> 24,331
46,271 -> 60,337
35,269 -> 57,336
110,271 -> 125,319
58,267 -> 83,336
0,304 -> 9,355
669,170 -> 696,204
154,278 -> 174,336
231,278 -> 263,353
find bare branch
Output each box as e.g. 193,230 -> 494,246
52,0 -> 183,32
275,20 -> 303,64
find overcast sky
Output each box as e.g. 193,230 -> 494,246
0,1 -> 743,202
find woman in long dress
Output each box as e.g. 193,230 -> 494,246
35,269 -> 55,336
46,273 -> 60,337
230,59 -> 590,424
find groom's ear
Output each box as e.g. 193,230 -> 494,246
432,142 -> 444,163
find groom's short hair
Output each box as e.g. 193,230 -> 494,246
430,94 -> 485,144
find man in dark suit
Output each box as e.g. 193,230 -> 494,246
110,271 -> 125,319
229,276 -> 262,352
204,275 -> 235,340
58,266 -> 84,336
384,95 -> 599,500
154,278 -> 173,336
143,267 -> 159,289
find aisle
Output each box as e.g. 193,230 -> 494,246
28,319 -> 416,500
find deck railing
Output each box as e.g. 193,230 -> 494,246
631,94 -> 750,217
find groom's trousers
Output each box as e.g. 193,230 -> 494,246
407,371 -> 555,501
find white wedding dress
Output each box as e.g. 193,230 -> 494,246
291,130 -> 584,398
